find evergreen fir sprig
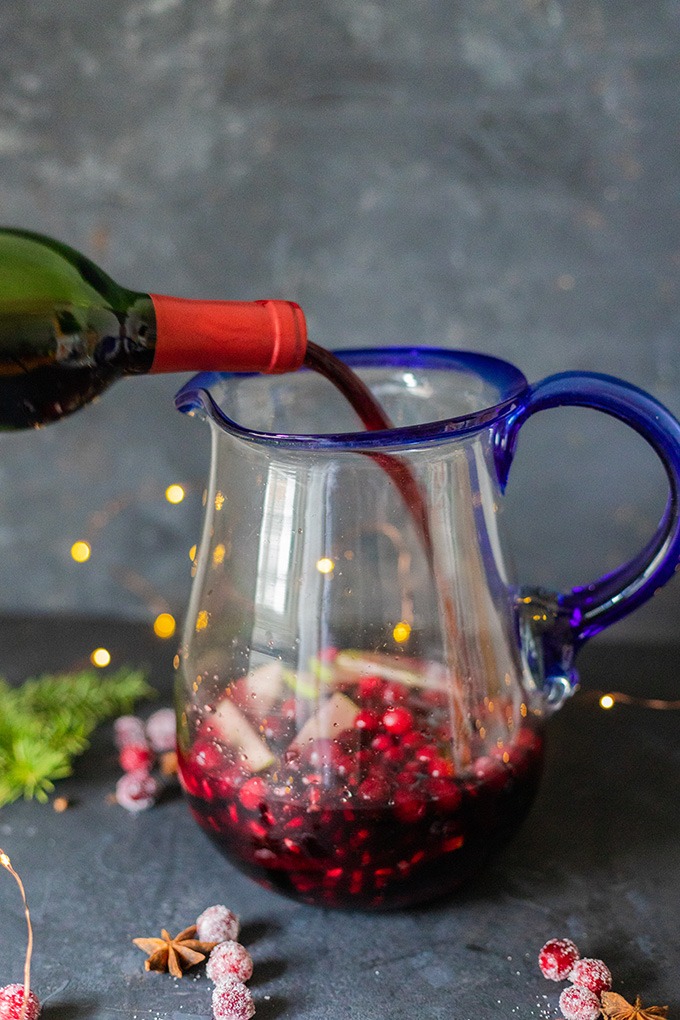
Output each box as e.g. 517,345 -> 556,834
0,667 -> 154,807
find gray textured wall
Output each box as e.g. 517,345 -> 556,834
0,0 -> 678,645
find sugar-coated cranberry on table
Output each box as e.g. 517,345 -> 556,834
0,983 -> 41,1020
211,977 -> 255,1020
538,937 -> 581,981
115,769 -> 158,812
568,958 -> 612,996
196,904 -> 240,944
559,984 -> 602,1020
207,941 -> 254,984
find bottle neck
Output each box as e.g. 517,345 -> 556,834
148,293 -> 307,375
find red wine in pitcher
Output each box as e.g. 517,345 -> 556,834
178,650 -> 543,909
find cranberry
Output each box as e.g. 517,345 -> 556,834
196,903 -> 241,943
382,706 -> 414,735
354,709 -> 381,732
211,977 -> 255,1020
538,938 -> 580,981
206,941 -> 253,984
145,707 -> 177,752
393,787 -> 427,823
0,984 -> 41,1020
357,776 -> 390,803
115,770 -> 158,812
383,745 -> 406,767
400,729 -> 423,750
238,776 -> 268,811
559,985 -> 601,1020
303,738 -> 334,767
568,959 -> 612,996
427,755 -> 455,779
415,744 -> 439,764
119,743 -> 154,773
113,714 -> 146,749
382,681 -> 407,704
280,697 -> 297,722
427,776 -> 463,812
473,756 -> 509,792
371,733 -> 393,753
261,716 -> 286,741
192,740 -> 228,773
358,675 -> 385,700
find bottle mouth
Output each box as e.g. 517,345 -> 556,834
174,347 -> 529,450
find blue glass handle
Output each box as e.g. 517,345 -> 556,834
494,371 -> 680,648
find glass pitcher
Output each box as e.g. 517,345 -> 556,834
174,348 -> 680,909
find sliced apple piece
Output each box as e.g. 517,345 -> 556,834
290,691 -> 360,750
212,696 -> 275,773
334,650 -> 448,691
242,659 -> 285,713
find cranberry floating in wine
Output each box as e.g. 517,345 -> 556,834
174,349 -> 680,909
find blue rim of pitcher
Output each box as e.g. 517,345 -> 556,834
174,347 -> 529,449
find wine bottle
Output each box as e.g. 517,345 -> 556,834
0,227 -> 307,429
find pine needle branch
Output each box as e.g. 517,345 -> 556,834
0,667 -> 154,808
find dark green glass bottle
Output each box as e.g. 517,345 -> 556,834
0,228 -> 307,429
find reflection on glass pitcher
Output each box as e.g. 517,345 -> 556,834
173,349 -> 680,909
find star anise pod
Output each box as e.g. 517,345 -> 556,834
601,992 -> 669,1020
132,924 -> 217,978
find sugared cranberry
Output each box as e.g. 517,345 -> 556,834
145,707 -> 177,752
382,706 -> 414,735
113,714 -> 146,749
568,959 -> 612,996
206,941 -> 254,984
211,976 -> 255,1020
119,743 -> 154,773
196,904 -> 241,943
115,770 -> 158,812
0,984 -> 41,1020
538,938 -> 580,981
238,777 -> 268,812
559,985 -> 601,1020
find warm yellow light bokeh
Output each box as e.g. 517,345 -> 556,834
165,484 -> 186,504
392,621 -> 412,643
71,540 -> 91,563
599,694 -> 615,710
91,647 -> 111,667
316,557 -> 335,574
154,613 -> 176,639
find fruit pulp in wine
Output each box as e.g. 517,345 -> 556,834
178,652 -> 543,909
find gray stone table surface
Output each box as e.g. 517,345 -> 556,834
0,615 -> 678,1018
